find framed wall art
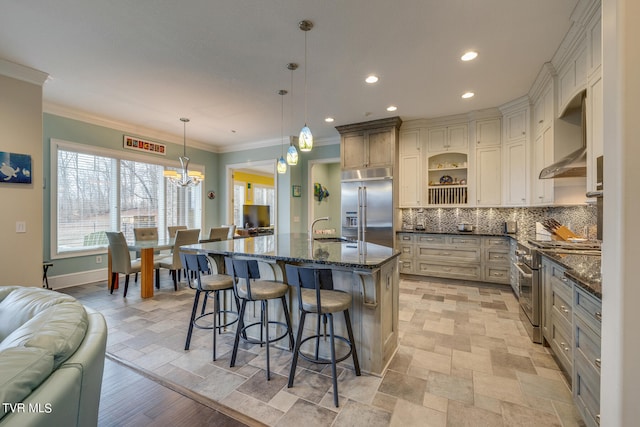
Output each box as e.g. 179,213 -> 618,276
0,151 -> 32,184
292,185 -> 301,197
123,135 -> 166,155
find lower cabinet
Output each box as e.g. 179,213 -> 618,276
541,256 -> 601,427
397,233 -> 511,285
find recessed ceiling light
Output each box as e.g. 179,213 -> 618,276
461,92 -> 475,99
461,51 -> 478,61
386,105 -> 398,112
365,75 -> 379,84
324,117 -> 335,123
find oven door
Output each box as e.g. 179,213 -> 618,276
515,261 -> 538,326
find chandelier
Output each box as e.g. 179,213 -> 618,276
164,118 -> 204,187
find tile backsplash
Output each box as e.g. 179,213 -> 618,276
400,205 -> 598,241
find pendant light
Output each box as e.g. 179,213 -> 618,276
298,19 -> 313,152
286,62 -> 299,165
164,118 -> 204,187
277,89 -> 287,174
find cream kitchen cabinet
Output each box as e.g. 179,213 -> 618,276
427,124 -> 468,152
399,129 -> 423,207
475,146 -> 501,206
586,68 -> 603,194
500,97 -> 530,206
397,233 -> 512,286
337,117 -> 402,171
557,42 -> 587,115
475,118 -> 501,147
533,127 -> 554,204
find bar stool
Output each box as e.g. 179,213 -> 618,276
225,257 -> 294,380
181,252 -> 238,361
285,265 -> 361,407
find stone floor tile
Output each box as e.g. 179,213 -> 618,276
390,398 -> 446,427
220,390 -> 284,426
516,371 -> 574,403
268,389 -> 299,413
236,370 -> 288,403
275,399 -> 336,427
426,371 -> 474,404
338,369 -> 383,405
371,392 -> 397,413
410,348 -> 452,375
472,371 -> 526,406
423,390 -> 449,413
333,399 -> 392,427
452,349 -> 493,375
447,400 -> 504,427
501,401 -> 562,427
378,370 -> 427,405
285,368 -> 334,403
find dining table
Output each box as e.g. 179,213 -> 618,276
108,238 -> 174,298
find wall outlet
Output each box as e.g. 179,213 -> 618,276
95,256 -> 103,264
15,221 -> 26,233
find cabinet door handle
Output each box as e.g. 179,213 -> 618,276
538,119 -> 544,124
596,414 -> 600,425
595,358 -> 601,368
494,273 -> 504,277
595,311 -> 602,321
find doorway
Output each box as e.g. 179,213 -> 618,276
226,160 -> 277,232
308,158 -> 341,236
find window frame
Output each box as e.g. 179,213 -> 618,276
50,138 -> 205,259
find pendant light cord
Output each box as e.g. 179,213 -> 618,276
304,29 -> 308,125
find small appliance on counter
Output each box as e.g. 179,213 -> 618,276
504,221 -> 517,234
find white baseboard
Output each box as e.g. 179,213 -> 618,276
48,268 -> 108,289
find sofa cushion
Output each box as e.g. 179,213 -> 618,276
0,347 -> 54,420
0,287 -> 88,369
0,287 -> 79,342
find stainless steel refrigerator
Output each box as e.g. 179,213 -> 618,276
341,167 -> 394,247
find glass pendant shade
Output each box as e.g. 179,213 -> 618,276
277,156 -> 287,174
299,125 -> 313,151
287,142 -> 298,165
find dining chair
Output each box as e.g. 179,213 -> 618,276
105,231 -> 142,297
207,226 -> 230,242
221,224 -> 236,239
154,229 -> 200,290
225,257 -> 294,380
168,225 -> 187,238
284,264 -> 360,407
181,252 -> 238,360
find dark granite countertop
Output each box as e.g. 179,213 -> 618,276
397,229 -> 517,239
182,233 -> 400,269
540,251 -> 602,299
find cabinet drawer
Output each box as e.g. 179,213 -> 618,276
399,259 -> 414,274
549,263 -> 570,286
574,287 -> 602,334
416,246 -> 481,263
484,237 -> 510,249
551,282 -> 573,324
485,249 -> 510,265
575,315 -> 601,375
416,235 -> 446,246
484,266 -> 510,284
574,349 -> 601,427
397,233 -> 414,243
398,243 -> 414,259
415,261 -> 481,281
449,235 -> 481,247
550,312 -> 573,374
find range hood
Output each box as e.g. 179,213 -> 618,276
539,91 -> 587,179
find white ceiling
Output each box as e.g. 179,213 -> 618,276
0,1 -> 578,152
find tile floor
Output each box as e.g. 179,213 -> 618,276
60,274 -> 585,427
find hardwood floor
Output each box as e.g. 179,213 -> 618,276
99,357 -> 249,427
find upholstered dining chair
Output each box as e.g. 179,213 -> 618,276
221,224 -> 236,239
168,225 -> 187,238
207,226 -> 230,242
105,231 -> 142,297
154,228 -> 200,290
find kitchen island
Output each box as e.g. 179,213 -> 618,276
182,233 -> 400,376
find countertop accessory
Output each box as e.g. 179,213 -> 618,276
440,175 -> 453,184
457,223 -> 473,232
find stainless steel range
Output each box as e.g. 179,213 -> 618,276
515,239 -> 601,344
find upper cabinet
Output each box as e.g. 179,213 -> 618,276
500,96 -> 531,206
475,118 -> 501,147
558,43 -> 587,116
337,117 -> 402,171
427,124 -> 468,152
399,129 -> 423,207
586,4 -> 603,194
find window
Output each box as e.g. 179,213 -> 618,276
253,185 -> 275,225
52,140 -> 203,257
233,182 -> 245,227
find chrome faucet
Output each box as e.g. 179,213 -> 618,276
309,217 -> 330,238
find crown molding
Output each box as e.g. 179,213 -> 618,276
0,58 -> 48,86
